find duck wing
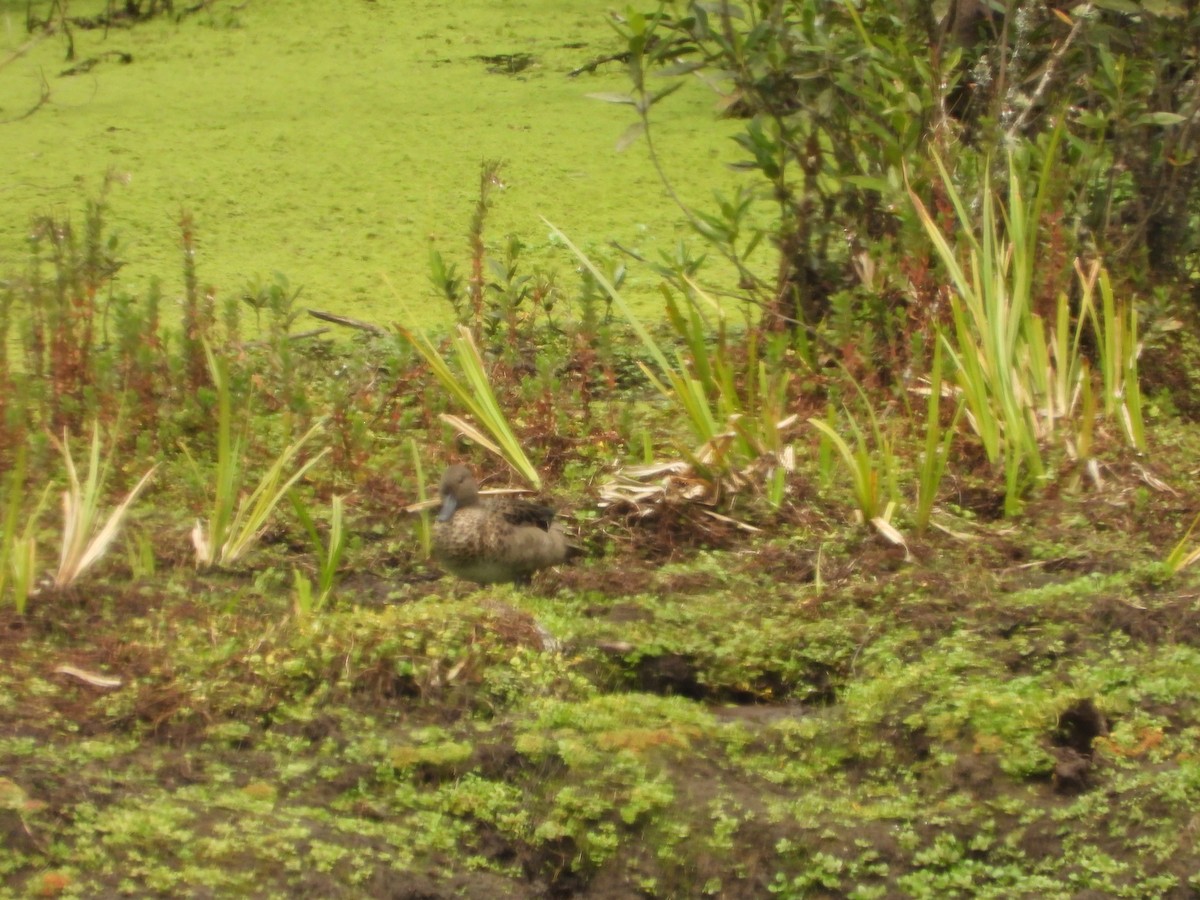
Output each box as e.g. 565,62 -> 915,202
499,500 -> 557,532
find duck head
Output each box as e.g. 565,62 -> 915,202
437,464 -> 479,522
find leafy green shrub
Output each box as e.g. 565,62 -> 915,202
604,2 -> 949,346
607,0 -> 1198,375
944,0 -> 1200,278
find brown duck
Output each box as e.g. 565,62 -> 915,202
433,465 -> 576,585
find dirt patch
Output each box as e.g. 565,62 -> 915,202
1090,591 -> 1200,645
555,564 -> 657,597
600,501 -> 748,560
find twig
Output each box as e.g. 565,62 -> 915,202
568,35 -> 691,77
0,30 -> 51,73
1004,2 -> 1092,143
306,308 -> 385,335
60,50 -> 133,77
0,75 -> 51,124
568,51 -> 632,77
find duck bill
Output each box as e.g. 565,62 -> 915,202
436,494 -> 458,522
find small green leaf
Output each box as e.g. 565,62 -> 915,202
657,60 -> 705,77
1134,111 -> 1186,127
615,121 -> 646,152
1140,0 -> 1186,16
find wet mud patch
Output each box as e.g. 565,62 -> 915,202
627,651 -> 710,700
731,542 -> 818,585
949,484 -> 1008,520
655,569 -> 727,595
551,563 -> 657,597
596,646 -> 838,706
1050,698 -> 1109,794
1090,590 -> 1200,645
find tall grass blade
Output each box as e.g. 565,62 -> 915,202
1,445 -> 52,614
52,423 -> 157,588
1165,512 -> 1200,575
193,343 -> 329,569
915,340 -> 963,533
394,314 -> 539,488
549,220 -> 795,498
911,149 -> 1142,513
213,422 -> 329,567
809,416 -> 881,522
290,492 -> 345,615
0,444 -> 28,606
409,438 -> 432,558
544,219 -> 673,375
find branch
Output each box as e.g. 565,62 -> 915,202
1004,3 -> 1092,144
0,74 -> 51,124
307,308 -> 385,335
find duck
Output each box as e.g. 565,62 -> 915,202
432,464 -> 576,585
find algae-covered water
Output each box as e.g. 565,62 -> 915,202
1,0 -> 746,327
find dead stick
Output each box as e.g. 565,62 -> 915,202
307,308 -> 386,335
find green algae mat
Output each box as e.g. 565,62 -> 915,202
1,0 -> 740,327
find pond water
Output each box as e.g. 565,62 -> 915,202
1,0 -> 748,328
